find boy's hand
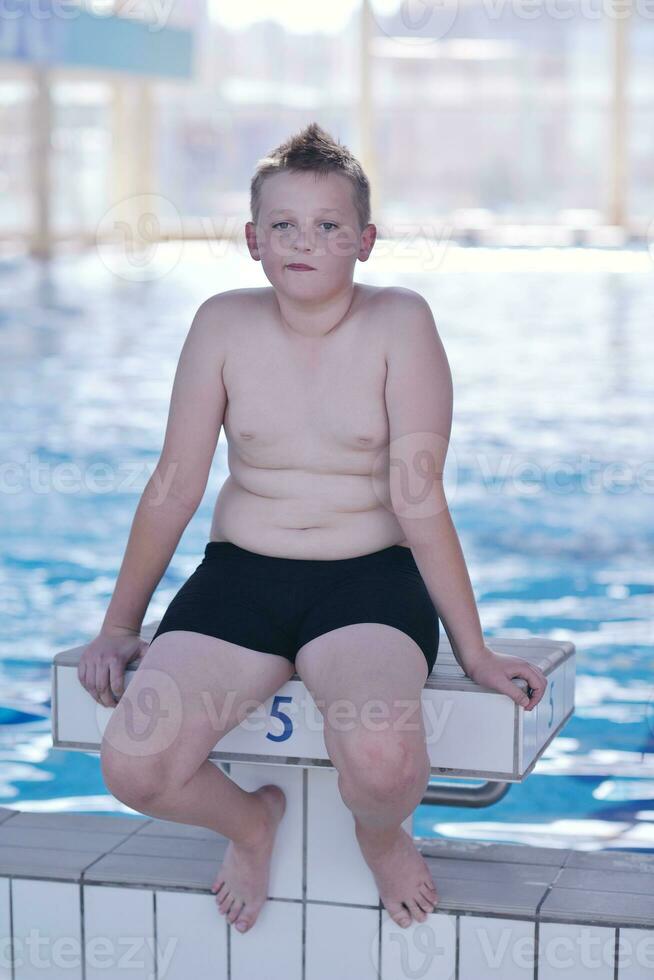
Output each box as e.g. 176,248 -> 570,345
78,630 -> 148,708
466,646 -> 548,711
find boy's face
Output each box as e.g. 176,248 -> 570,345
246,169 -> 376,300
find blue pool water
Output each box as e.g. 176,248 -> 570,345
1,244 -> 653,852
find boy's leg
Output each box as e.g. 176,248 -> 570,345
101,630 -> 295,933
101,629 -> 294,843
295,622 -> 438,928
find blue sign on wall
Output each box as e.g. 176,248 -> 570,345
0,0 -> 194,78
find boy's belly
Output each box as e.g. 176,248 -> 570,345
209,472 -> 410,560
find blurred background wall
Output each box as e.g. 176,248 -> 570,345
0,0 -> 651,256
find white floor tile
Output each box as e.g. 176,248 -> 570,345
12,879 -> 82,980
0,878 -> 11,980
305,904 -> 379,980
83,884 -> 153,979
616,927 -> 654,980
156,890 -> 228,980
381,909 -> 456,979
539,922 -> 615,980
459,915 -> 535,979
231,899 -> 302,980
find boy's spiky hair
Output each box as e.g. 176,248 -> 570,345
250,122 -> 371,232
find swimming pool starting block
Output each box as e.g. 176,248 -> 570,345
52,626 -> 575,783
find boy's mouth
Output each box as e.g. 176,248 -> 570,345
286,263 -> 316,271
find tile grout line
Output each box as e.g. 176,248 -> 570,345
534,861 -> 566,921
226,760 -> 231,980
454,912 -> 459,979
377,905 -> 382,980
302,767 -> 307,980
152,891 -> 158,980
79,882 -> 86,980
8,878 -> 14,980
614,926 -> 619,980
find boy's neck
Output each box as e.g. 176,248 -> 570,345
274,282 -> 359,341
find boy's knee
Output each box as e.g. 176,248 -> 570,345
100,741 -> 167,806
337,730 -> 427,800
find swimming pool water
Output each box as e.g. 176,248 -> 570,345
1,243 -> 653,852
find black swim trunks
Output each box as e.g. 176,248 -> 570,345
151,541 -> 440,675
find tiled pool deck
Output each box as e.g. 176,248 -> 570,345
1,803 -> 653,979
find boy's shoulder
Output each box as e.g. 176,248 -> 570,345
374,284 -> 429,308
198,286 -> 270,311
367,285 -> 434,337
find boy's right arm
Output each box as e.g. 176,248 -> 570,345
79,295 -> 228,705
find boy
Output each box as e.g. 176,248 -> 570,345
81,122 -> 547,934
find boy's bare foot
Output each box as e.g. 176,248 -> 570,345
210,784 -> 286,934
355,821 -> 439,929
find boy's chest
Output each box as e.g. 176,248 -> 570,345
222,318 -> 390,469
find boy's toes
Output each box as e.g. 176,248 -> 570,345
218,894 -> 233,914
407,900 -> 427,923
420,882 -> 438,906
235,916 -> 251,933
387,902 -> 411,928
227,900 -> 245,925
418,890 -> 437,912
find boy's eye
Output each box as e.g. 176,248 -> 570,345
272,221 -> 338,231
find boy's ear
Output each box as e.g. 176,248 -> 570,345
245,222 -> 261,261
358,223 -> 377,261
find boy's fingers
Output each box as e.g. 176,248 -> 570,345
95,664 -> 116,708
109,661 -> 125,700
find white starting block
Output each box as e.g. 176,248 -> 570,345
53,625 -> 575,782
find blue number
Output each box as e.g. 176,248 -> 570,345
547,680 -> 554,728
267,695 -> 293,742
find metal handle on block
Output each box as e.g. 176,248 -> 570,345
422,779 -> 510,808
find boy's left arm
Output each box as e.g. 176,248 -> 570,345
382,289 -> 547,711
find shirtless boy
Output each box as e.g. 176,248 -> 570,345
79,123 -> 547,935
